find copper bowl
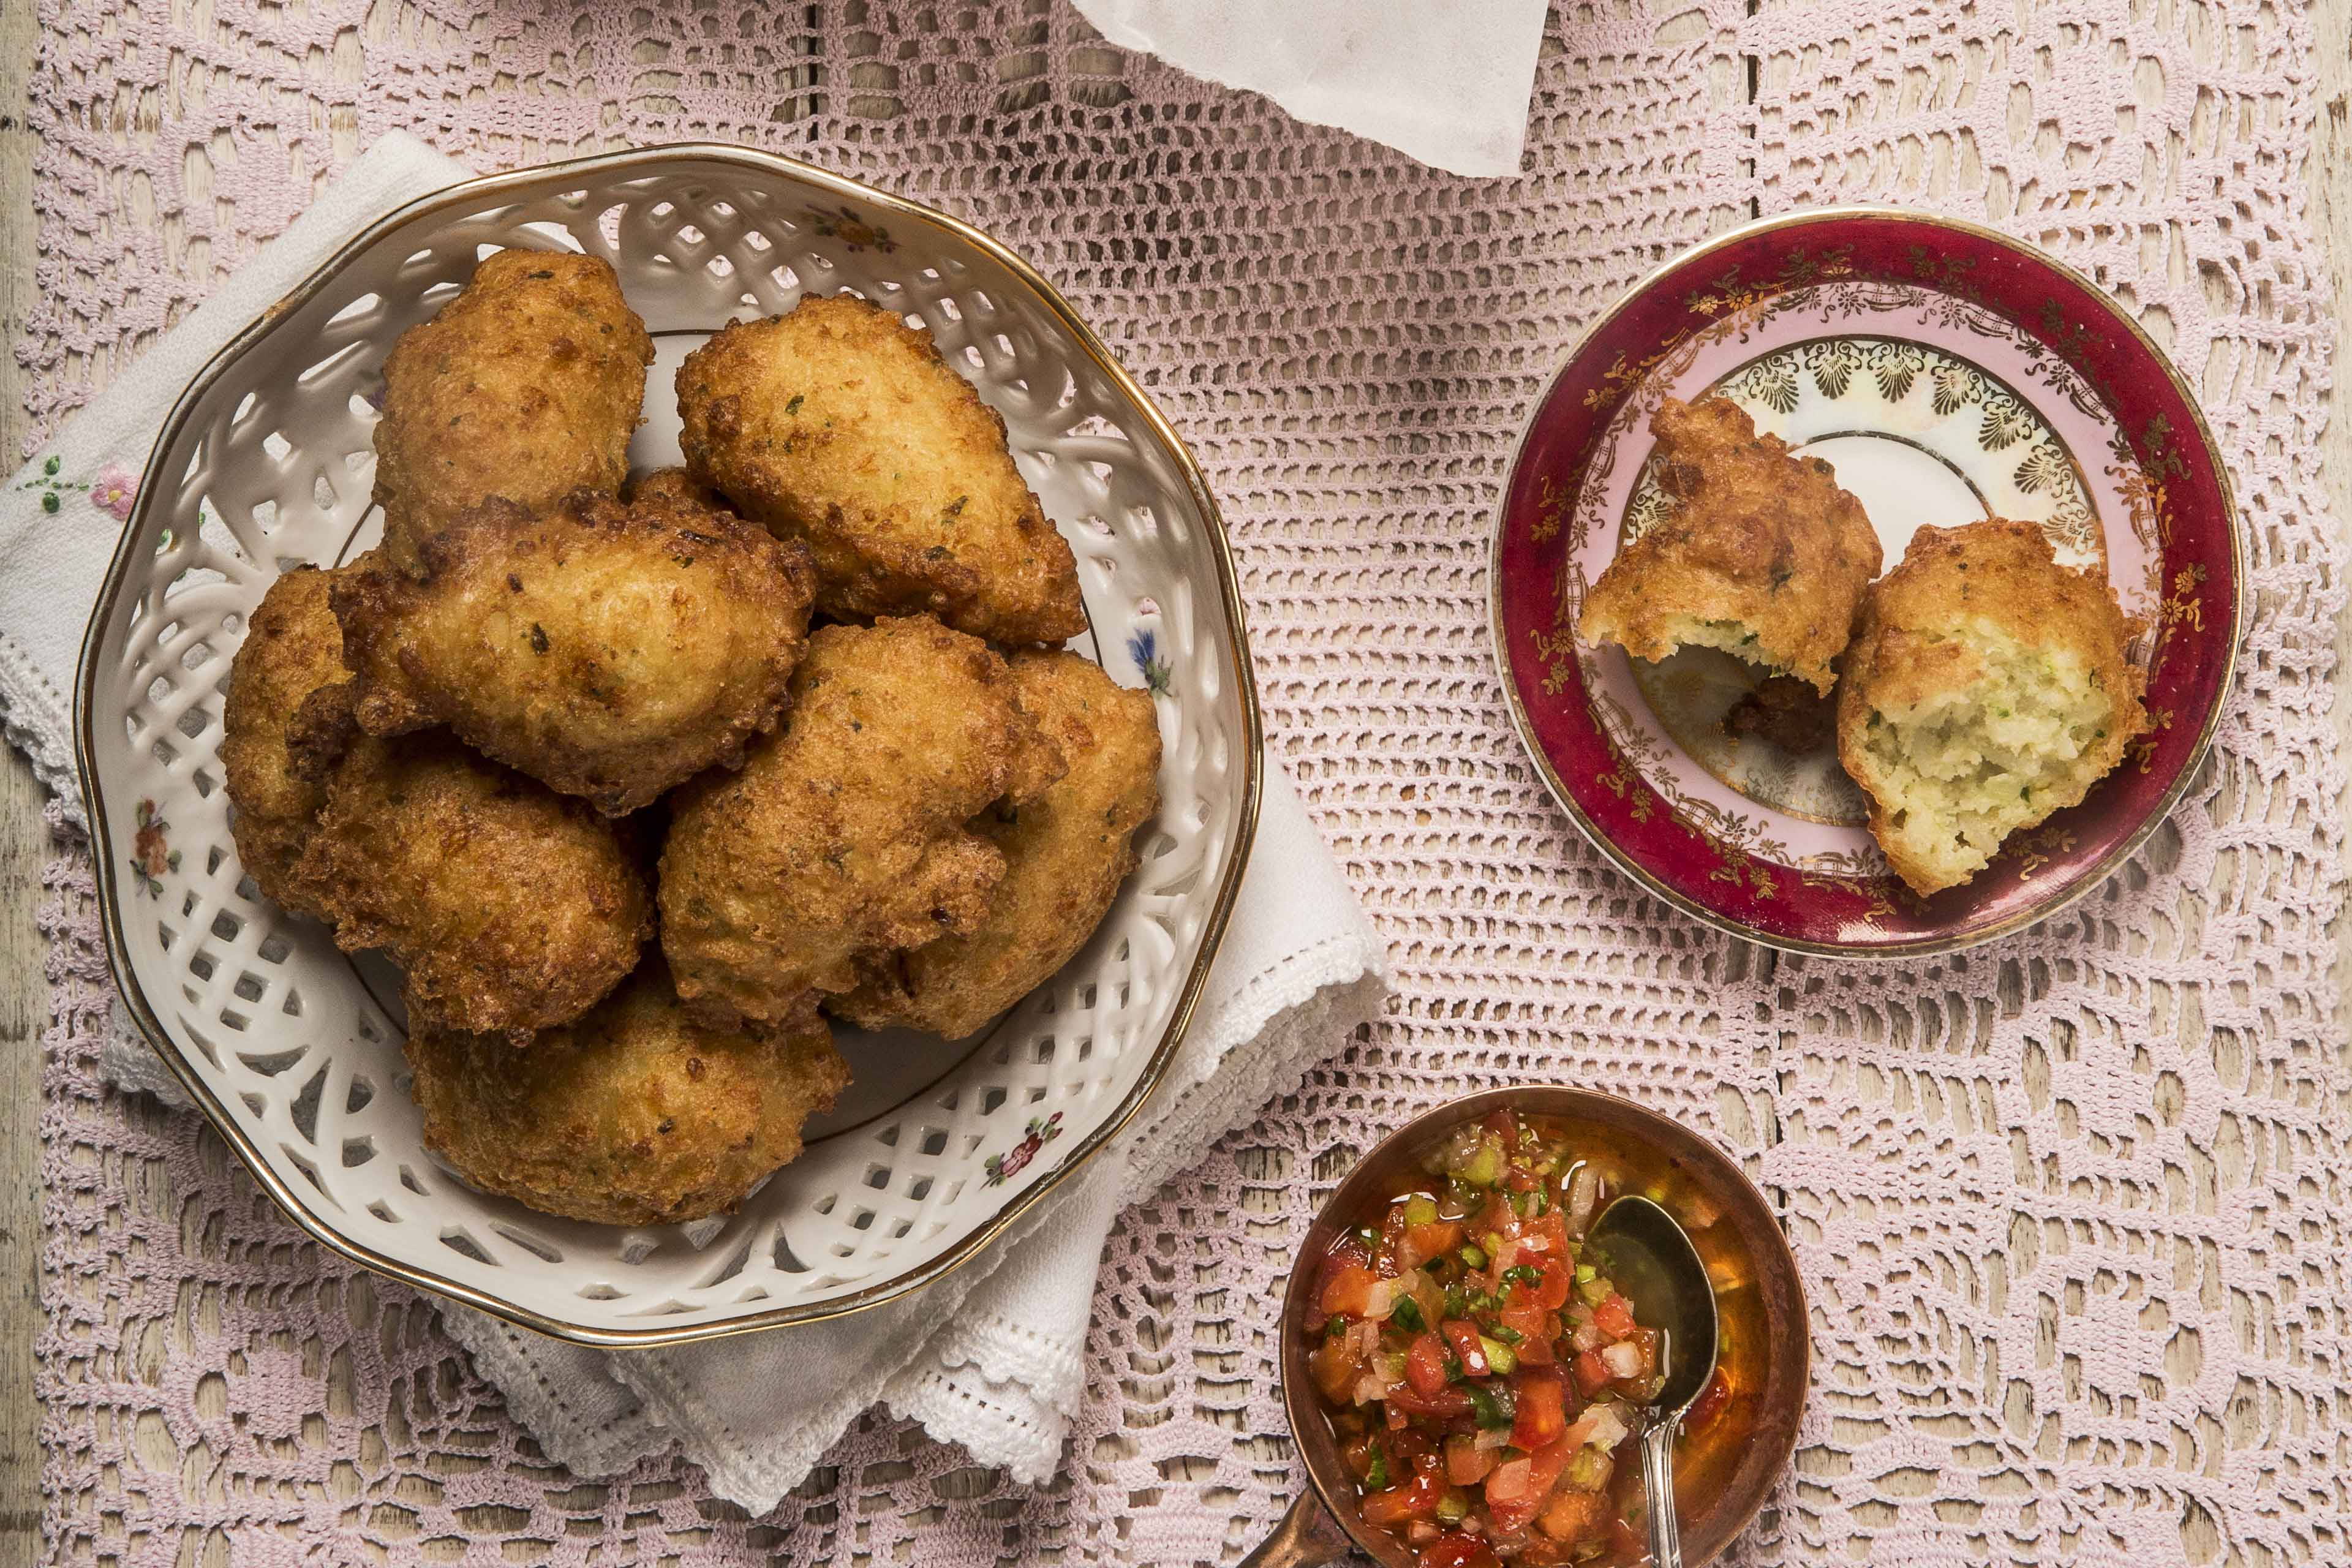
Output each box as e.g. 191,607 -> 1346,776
1245,1086 -> 1810,1568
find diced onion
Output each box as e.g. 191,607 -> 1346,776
1570,1321 -> 1604,1353
1600,1341 -> 1643,1379
1362,1278 -> 1400,1321
1474,1424 -> 1513,1452
1565,1403 -> 1629,1452
1485,1457 -> 1532,1502
1406,1522 -> 1440,1545
1565,1165 -> 1602,1235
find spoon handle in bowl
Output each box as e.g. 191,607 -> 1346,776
1237,1493 -> 1355,1568
1638,1418 -> 1685,1568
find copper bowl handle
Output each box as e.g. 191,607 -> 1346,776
1238,1493 -> 1356,1568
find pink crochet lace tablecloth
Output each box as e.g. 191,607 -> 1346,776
21,2 -> 2345,1564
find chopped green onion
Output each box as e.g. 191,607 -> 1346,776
1479,1335 -> 1518,1376
1504,1264 -> 1542,1287
1436,1491 -> 1469,1524
1365,1446 -> 1390,1490
1458,1243 -> 1488,1270
1574,1263 -> 1597,1284
1491,1325 -> 1525,1346
1577,1275 -> 1612,1306
1355,1226 -> 1381,1249
1463,1383 -> 1515,1431
1444,1284 -> 1468,1319
1483,1232 -> 1504,1256
1390,1296 -> 1425,1332
1566,1447 -> 1613,1491
1459,1140 -> 1506,1188
1403,1194 -> 1439,1229
1324,1319 -> 1346,1342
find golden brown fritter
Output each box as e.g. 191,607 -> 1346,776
676,294 -> 1087,644
622,466 -> 731,510
833,650 -> 1160,1039
1578,396 -> 1882,694
404,962 -> 849,1227
333,489 -> 816,815
221,565 -> 361,918
660,615 -> 1057,1024
290,733 -> 650,1038
372,250 -> 654,567
1837,519 -> 2147,896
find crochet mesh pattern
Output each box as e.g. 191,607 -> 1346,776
22,1 -> 2345,1562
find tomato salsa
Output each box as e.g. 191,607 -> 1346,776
1302,1110 -> 1733,1567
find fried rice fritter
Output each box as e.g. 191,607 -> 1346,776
1837,519 -> 2147,897
221,566 -> 361,918
372,250 -> 654,566
1578,396 -> 1882,694
405,962 -> 849,1227
833,650 -> 1161,1039
289,733 -> 651,1038
660,615 -> 1060,1025
334,488 -> 817,815
676,294 -> 1088,645
622,466 -> 731,510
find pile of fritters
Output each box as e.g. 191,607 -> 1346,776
222,255 -> 1161,1226
1578,395 -> 2146,898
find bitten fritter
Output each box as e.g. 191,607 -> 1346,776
1579,396 -> 1882,694
1837,519 -> 2147,896
333,489 -> 817,815
372,250 -> 654,567
221,565 -> 361,918
833,650 -> 1160,1039
676,294 -> 1088,644
404,962 -> 849,1227
289,733 -> 651,1038
660,615 -> 1058,1024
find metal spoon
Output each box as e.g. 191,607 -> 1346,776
1588,1194 -> 1719,1568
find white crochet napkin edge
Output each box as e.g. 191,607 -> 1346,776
438,787 -> 1390,1506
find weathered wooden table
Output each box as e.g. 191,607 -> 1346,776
0,7 -> 2346,1559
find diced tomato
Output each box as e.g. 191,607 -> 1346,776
1687,1365 -> 1733,1431
1445,1431 -> 1498,1485
1404,1332 -> 1452,1398
1496,1300 -> 1553,1358
1484,1438 -> 1569,1536
1523,1210 -> 1569,1257
1403,1218 -> 1463,1265
1390,1425 -> 1440,1472
1385,1382 -> 1475,1419
1416,1536 -> 1502,1568
1440,1319 -> 1489,1378
1342,1431 -> 1381,1479
1378,1202 -> 1414,1273
1509,1366 -> 1567,1450
1481,1109 -> 1519,1147
1536,1485 -> 1610,1544
1359,1469 -> 1446,1526
1570,1349 -> 1615,1399
1605,1517 -> 1646,1559
1593,1293 -> 1637,1340
1527,1257 -> 1572,1311
1310,1339 -> 1362,1403
1319,1263 -> 1380,1319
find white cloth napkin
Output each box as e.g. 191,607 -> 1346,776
1070,0 -> 1550,176
0,133 -> 1392,1512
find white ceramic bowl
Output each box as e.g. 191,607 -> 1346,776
75,145 -> 1261,1345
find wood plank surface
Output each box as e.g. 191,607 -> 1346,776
1,0 -> 55,1550
0,7 -> 2346,1558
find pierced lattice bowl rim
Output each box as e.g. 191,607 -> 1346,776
74,143 -> 1263,1345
